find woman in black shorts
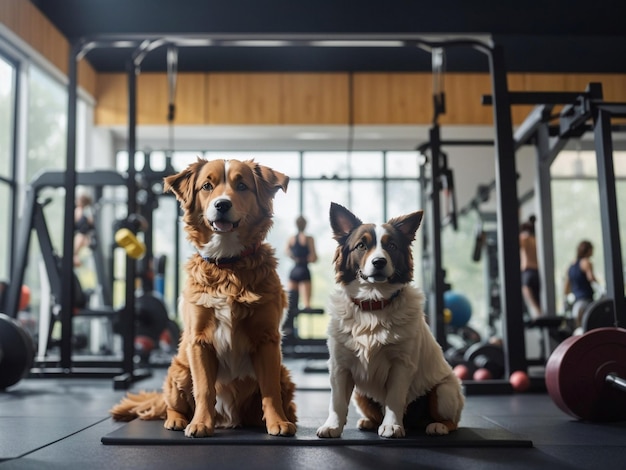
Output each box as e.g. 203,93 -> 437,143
286,216 -> 317,309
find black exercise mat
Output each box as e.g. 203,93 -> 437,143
102,419 -> 532,447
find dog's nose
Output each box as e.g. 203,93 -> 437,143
214,199 -> 232,213
372,258 -> 387,270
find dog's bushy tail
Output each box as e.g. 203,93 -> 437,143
110,391 -> 167,422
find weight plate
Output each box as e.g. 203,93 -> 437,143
0,313 -> 35,389
545,327 -> 626,421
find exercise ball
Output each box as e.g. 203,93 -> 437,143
443,291 -> 472,327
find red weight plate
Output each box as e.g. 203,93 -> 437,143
545,327 -> 626,421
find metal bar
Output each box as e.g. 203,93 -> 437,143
513,105 -> 554,151
593,106 -> 626,328
75,32 -> 493,49
121,61 -> 138,378
33,203 -> 63,302
534,122 -> 556,317
427,125 -> 447,349
488,45 -> 527,375
59,42 -> 81,371
9,59 -> 20,278
28,170 -> 126,189
483,92 -> 588,106
606,373 -> 626,392
596,102 -> 626,117
416,140 -> 494,154
4,186 -> 36,319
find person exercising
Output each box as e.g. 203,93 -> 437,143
520,215 -> 542,319
564,240 -> 598,327
286,216 -> 317,309
74,192 -> 94,267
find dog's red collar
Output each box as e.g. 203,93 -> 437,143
201,242 -> 260,267
352,289 -> 402,311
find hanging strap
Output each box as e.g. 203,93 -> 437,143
166,47 -> 178,154
432,47 -> 446,123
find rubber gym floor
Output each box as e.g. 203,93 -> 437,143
0,359 -> 624,470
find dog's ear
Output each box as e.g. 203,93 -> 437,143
163,158 -> 205,211
329,202 -> 362,242
388,210 -> 424,242
249,160 -> 289,213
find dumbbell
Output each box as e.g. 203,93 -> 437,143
463,342 -> 505,380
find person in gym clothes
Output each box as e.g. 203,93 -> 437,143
73,192 -> 94,267
285,215 -> 317,309
520,215 -> 542,319
564,240 -> 599,327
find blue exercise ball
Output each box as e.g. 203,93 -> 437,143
443,291 -> 472,327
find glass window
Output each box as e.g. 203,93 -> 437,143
349,181 -> 384,223
349,151 -> 383,178
0,56 -> 14,179
303,180 -> 349,309
386,151 -> 421,178
26,65 -> 67,181
303,152 -> 349,179
0,55 -> 16,280
171,151 -> 204,171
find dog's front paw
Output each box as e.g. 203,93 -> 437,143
164,416 -> 188,431
267,420 -> 296,436
184,422 -> 215,438
316,424 -> 343,438
378,424 -> 405,438
357,418 -> 376,430
426,422 -> 450,436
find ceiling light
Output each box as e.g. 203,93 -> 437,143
111,41 -> 137,48
295,132 -> 333,140
225,40 -> 292,47
309,40 -> 405,47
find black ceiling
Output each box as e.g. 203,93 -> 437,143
31,0 -> 626,74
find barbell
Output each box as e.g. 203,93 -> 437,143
545,327 -> 626,422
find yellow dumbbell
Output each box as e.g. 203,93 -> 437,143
115,228 -> 146,259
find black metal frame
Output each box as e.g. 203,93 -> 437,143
504,83 -> 626,329
4,170 -> 152,383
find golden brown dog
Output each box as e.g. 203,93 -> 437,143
110,158 -> 297,438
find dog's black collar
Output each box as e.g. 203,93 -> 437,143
352,289 -> 402,311
201,243 -> 260,267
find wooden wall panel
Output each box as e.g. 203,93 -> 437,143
136,74 -> 169,125
95,73 -> 127,125
387,73 -> 432,124
353,73 -> 432,124
175,73 -> 207,124
93,71 -> 626,126
352,74 -> 392,124
77,60 -> 97,97
207,73 -> 282,124
280,73 -> 349,124
439,73 -> 493,125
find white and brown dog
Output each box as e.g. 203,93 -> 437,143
317,203 -> 464,438
110,158 -> 297,438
